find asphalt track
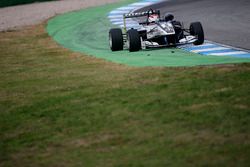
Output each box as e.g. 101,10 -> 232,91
47,0 -> 250,67
140,0 -> 250,50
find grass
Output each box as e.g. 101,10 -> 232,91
0,0 -> 54,8
0,24 -> 250,167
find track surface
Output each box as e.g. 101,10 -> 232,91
139,0 -> 250,50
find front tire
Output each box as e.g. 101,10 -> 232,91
109,28 -> 123,51
127,29 -> 141,52
190,22 -> 204,45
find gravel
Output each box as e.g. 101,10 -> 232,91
0,0 -> 121,31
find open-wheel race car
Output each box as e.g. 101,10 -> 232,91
109,9 -> 204,52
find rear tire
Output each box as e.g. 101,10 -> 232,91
109,28 -> 123,51
127,29 -> 141,52
190,22 -> 204,45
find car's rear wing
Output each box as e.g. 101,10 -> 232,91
123,10 -> 160,32
124,10 -> 160,18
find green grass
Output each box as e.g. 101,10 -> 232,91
0,24 -> 250,167
0,0 -> 54,8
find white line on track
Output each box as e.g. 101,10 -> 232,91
187,43 -> 215,48
129,2 -> 154,6
108,15 -> 123,19
210,51 -> 247,56
191,47 -> 231,53
116,6 -> 136,10
109,10 -> 129,14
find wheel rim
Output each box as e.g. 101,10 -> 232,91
127,34 -> 130,49
109,33 -> 112,49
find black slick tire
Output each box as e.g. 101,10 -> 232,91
127,29 -> 141,52
190,22 -> 204,45
109,28 -> 123,51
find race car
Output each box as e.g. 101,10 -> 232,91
109,9 -> 204,52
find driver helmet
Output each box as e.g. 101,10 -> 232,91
148,14 -> 159,23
